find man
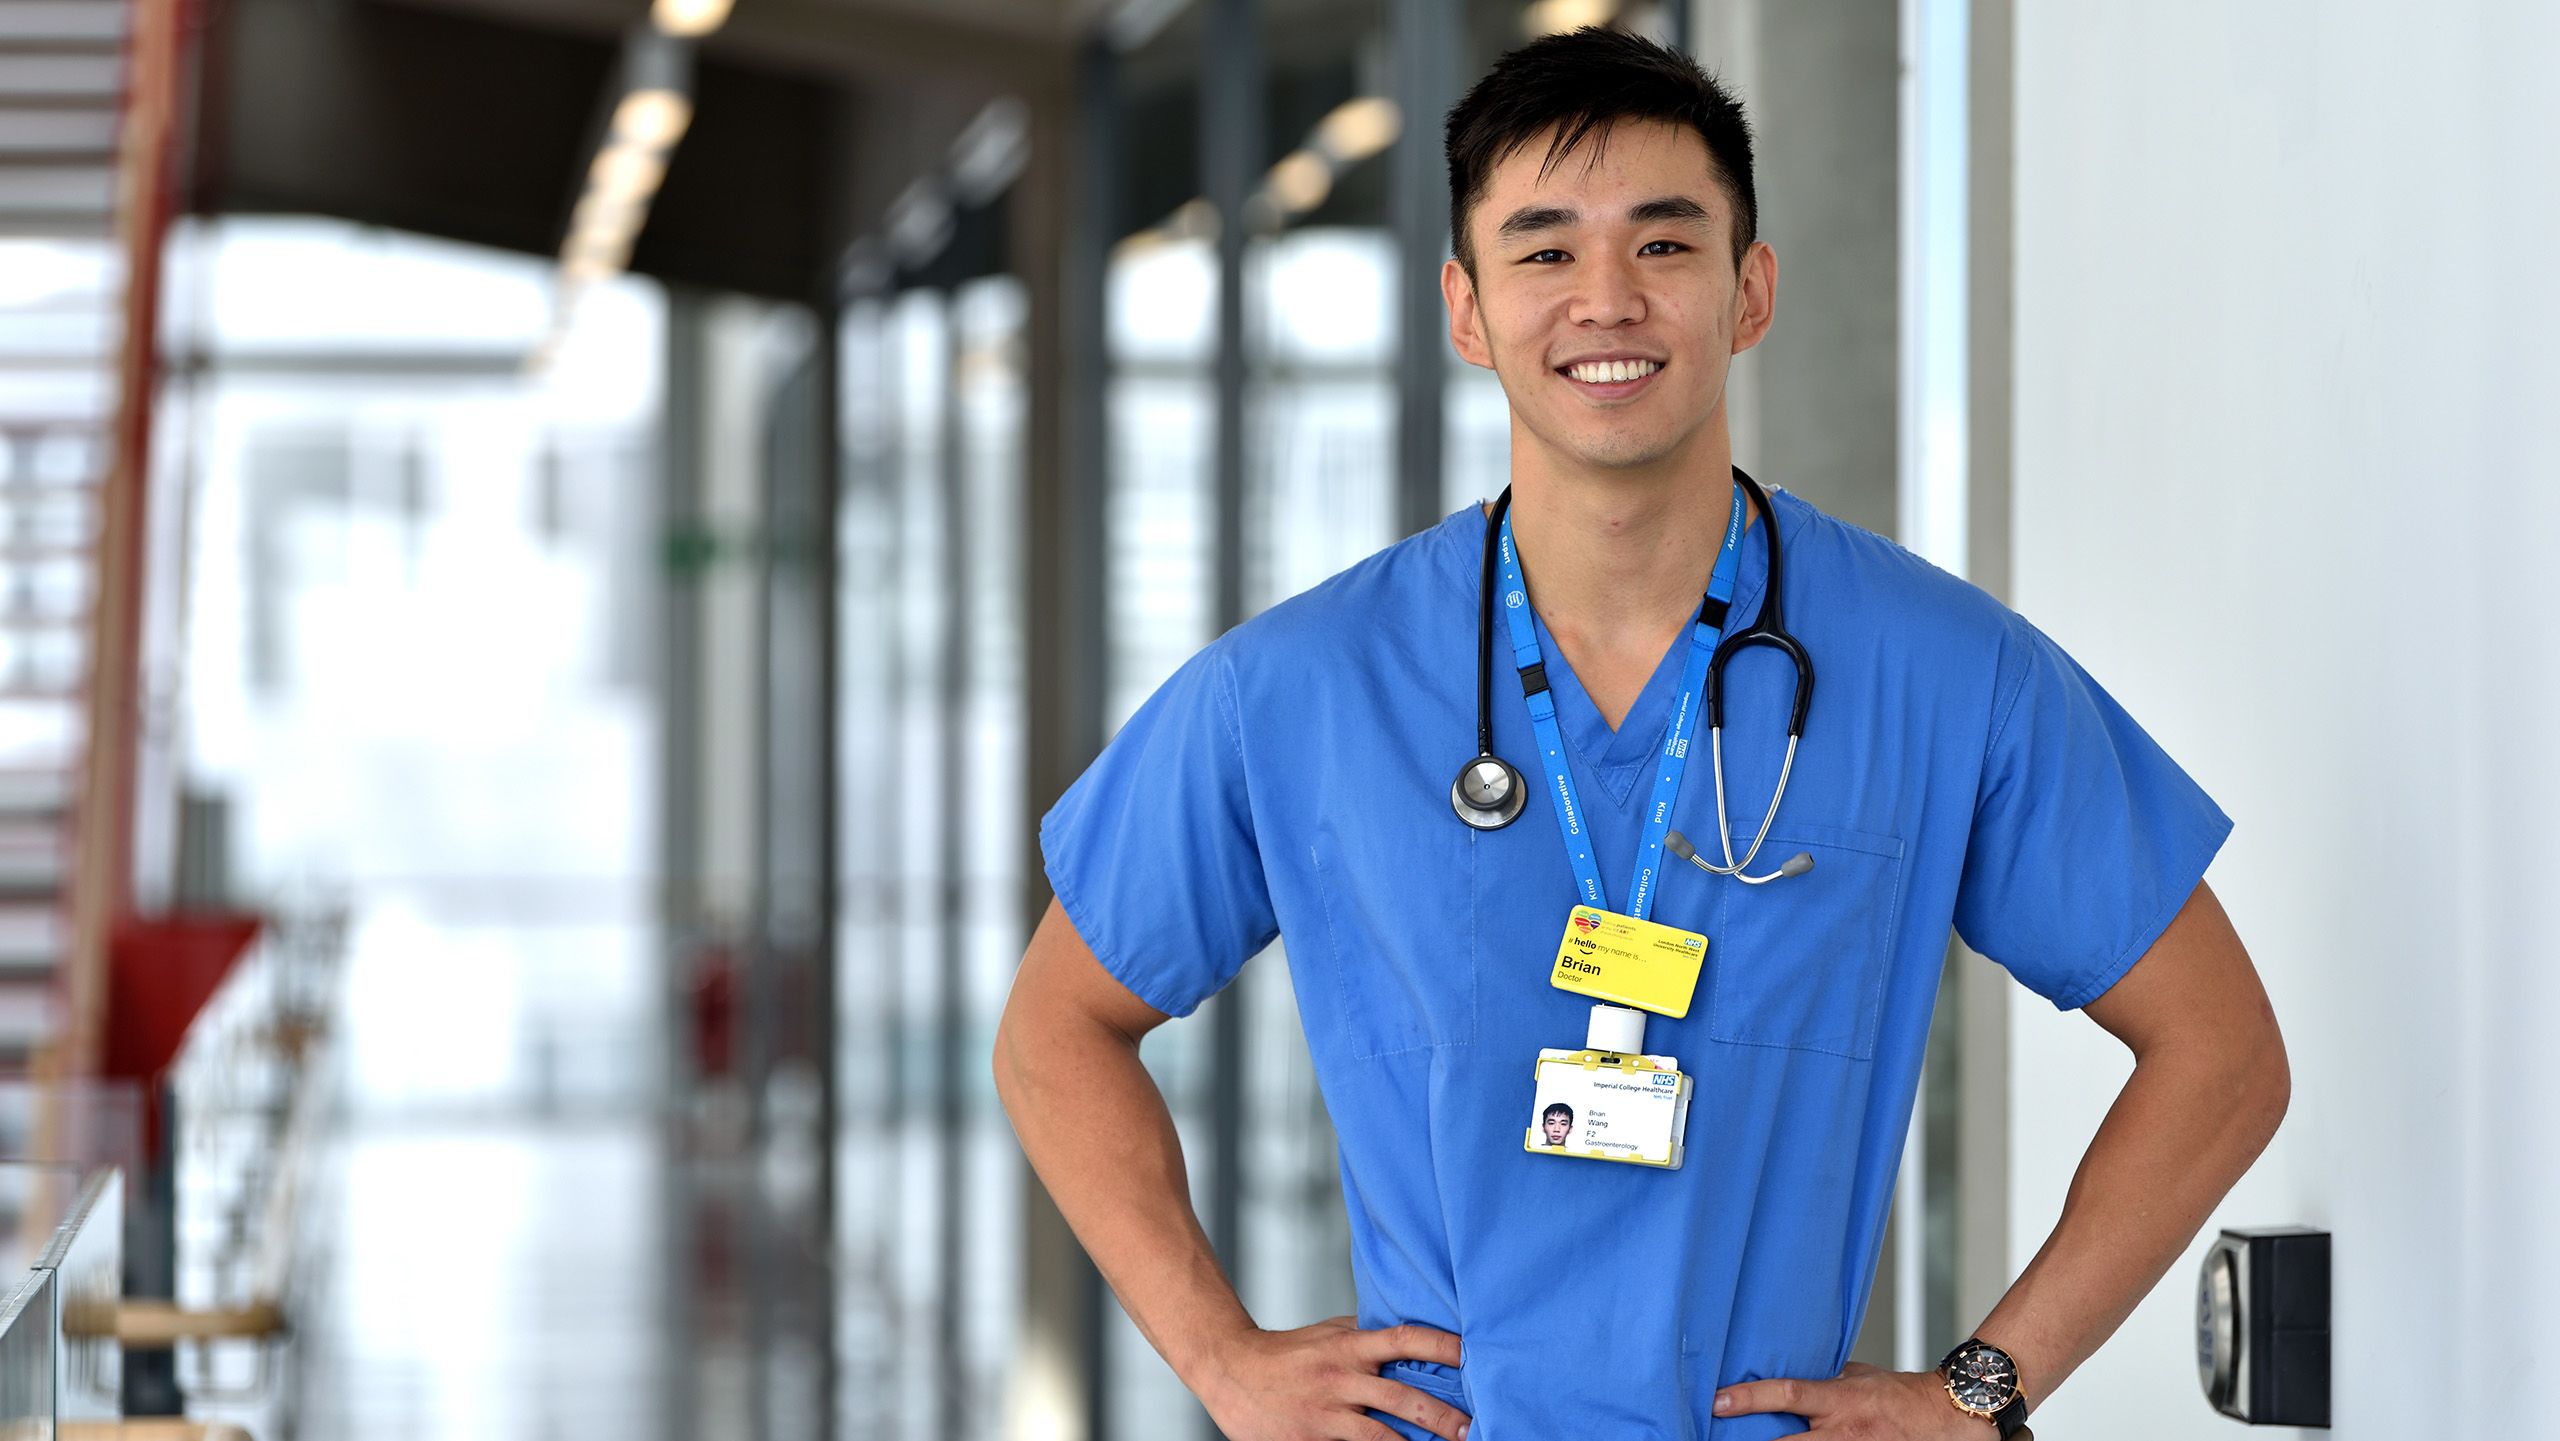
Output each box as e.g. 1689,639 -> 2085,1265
1541,1102 -> 1574,1148
994,27 -> 2288,1441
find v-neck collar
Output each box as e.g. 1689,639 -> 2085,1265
1511,486 -> 1781,810
1527,607 -> 1684,804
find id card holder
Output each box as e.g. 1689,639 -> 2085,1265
1522,1005 -> 1693,1170
1550,905 -> 1707,1018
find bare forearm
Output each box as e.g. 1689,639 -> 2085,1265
994,1010 -> 1253,1387
1975,1044 -> 2288,1409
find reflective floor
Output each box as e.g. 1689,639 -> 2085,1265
299,1115 -> 662,1441
286,905 -> 666,1441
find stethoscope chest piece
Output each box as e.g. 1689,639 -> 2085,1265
1451,755 -> 1527,831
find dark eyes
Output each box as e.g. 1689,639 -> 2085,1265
1521,240 -> 1690,264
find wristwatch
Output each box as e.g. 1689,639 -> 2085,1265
1937,1337 -> 2030,1438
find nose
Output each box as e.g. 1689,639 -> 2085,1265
1568,251 -> 1647,328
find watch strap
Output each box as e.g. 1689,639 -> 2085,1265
1992,1394 -> 2027,1440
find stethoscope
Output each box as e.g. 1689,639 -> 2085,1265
1450,466 -> 1816,884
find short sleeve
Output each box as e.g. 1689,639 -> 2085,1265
1952,611 -> 2234,1010
1037,640 -> 1278,1018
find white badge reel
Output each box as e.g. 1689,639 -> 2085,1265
1523,1004 -> 1694,1169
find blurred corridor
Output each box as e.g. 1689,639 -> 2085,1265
0,0 -> 2555,1438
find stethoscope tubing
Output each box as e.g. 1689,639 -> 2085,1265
1456,468 -> 1815,886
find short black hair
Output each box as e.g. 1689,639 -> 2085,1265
1542,1102 -> 1574,1123
1443,27 -> 1757,277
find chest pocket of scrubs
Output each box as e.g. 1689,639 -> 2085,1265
1708,823 -> 1907,1061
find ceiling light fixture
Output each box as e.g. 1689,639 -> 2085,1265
1523,0 -> 1617,36
1312,97 -> 1400,166
611,88 -> 693,150
1264,150 -> 1333,215
651,0 -> 736,39
588,144 -> 668,202
949,97 -> 1030,206
548,28 -> 697,357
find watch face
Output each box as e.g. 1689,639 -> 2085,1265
1945,1343 -> 2018,1411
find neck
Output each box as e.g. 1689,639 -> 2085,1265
1499,465 -> 1757,647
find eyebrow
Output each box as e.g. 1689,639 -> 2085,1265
1493,195 -> 1716,244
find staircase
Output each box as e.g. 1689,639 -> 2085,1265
0,0 -> 173,1071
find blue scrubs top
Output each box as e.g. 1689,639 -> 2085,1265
1039,485 -> 2231,1440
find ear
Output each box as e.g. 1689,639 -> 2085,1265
1730,240 -> 1778,354
1443,257 -> 1495,370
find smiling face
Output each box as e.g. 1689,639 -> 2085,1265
1442,119 -> 1776,483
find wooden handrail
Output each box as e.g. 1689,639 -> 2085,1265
61,1421 -> 256,1441
47,0 -> 192,1084
80,1298 -> 288,1349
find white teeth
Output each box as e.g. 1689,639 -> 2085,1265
1566,360 -> 1660,384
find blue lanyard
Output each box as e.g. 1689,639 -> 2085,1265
1495,483 -> 1747,920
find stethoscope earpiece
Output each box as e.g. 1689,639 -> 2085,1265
1450,755 -> 1528,831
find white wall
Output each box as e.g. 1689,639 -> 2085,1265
2005,4 -> 2560,1436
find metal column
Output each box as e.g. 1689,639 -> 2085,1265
1956,0 -> 2015,1344
937,287 -> 971,1441
655,286 -> 707,1441
1201,0 -> 1263,1391
748,319 -> 841,1441
1393,0 -> 1460,535
1012,40 -> 1115,1441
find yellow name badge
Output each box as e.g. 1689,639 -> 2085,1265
1550,906 -> 1707,1018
